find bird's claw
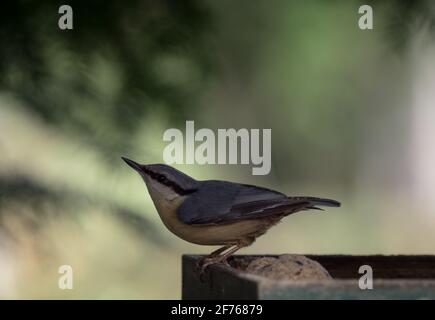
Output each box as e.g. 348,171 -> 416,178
196,256 -> 231,281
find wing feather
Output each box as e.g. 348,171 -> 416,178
177,180 -> 340,225
178,181 -> 299,225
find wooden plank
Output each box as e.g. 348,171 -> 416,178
182,254 -> 435,300
259,280 -> 435,299
182,255 -> 258,299
307,255 -> 435,279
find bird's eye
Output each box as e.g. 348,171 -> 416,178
157,175 -> 166,182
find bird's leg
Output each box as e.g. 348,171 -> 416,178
199,244 -> 246,272
215,244 -> 245,264
209,245 -> 233,258
197,238 -> 255,280
197,245 -> 233,271
213,237 -> 256,266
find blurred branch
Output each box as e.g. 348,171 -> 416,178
0,0 -> 213,154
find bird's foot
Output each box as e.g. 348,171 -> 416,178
196,256 -> 231,281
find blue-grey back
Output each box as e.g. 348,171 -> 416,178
177,180 -> 286,224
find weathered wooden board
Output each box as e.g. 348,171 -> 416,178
182,255 -> 435,299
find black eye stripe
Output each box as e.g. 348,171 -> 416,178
142,167 -> 196,195
143,168 -> 162,181
146,169 -> 167,183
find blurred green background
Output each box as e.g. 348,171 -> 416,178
1,0 -> 435,298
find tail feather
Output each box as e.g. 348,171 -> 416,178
288,196 -> 341,208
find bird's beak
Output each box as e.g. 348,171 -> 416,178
121,157 -> 143,173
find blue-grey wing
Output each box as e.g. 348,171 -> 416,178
177,180 -> 306,225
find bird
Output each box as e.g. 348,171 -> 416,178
122,157 -> 340,270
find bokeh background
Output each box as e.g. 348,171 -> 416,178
1,0 -> 435,298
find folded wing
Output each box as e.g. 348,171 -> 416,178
177,180 -> 340,225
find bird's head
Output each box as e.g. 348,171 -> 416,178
122,157 -> 199,199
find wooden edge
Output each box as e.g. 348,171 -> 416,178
182,254 -> 435,299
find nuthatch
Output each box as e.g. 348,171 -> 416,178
122,157 -> 340,269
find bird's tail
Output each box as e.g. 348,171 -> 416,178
287,196 -> 341,210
